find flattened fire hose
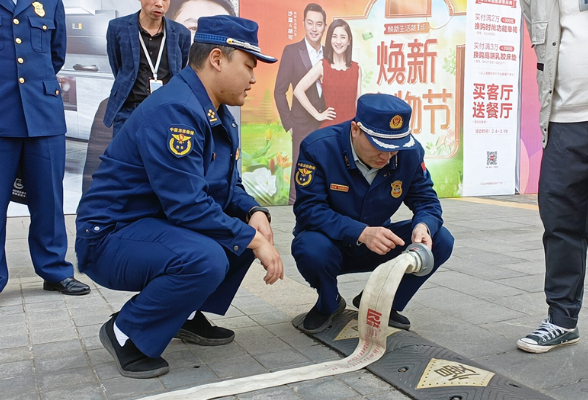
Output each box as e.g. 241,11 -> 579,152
141,243 -> 434,400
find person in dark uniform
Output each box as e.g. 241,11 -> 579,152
0,0 -> 90,295
104,0 -> 191,137
292,94 -> 454,334
75,15 -> 283,378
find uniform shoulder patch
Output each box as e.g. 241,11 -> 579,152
167,125 -> 195,158
295,162 -> 316,187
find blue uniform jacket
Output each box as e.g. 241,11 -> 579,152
0,0 -> 66,137
77,67 -> 259,256
293,122 -> 443,245
103,11 -> 191,128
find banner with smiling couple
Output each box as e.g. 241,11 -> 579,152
238,0 -> 522,205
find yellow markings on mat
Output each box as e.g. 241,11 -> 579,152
452,197 -> 538,211
334,319 -> 400,341
416,358 -> 495,389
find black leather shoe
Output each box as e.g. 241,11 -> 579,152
43,277 -> 91,296
99,314 -> 169,379
353,291 -> 410,330
300,294 -> 346,334
174,311 -> 235,346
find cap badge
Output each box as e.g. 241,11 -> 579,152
390,115 -> 403,130
32,2 -> 45,17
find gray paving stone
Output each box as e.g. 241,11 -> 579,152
188,341 -> 248,364
31,327 -> 79,345
159,365 -> 218,389
32,339 -> 84,360
26,308 -> 71,323
233,328 -> 292,356
366,389 -> 412,400
0,359 -> 34,379
0,345 -> 31,363
0,374 -> 37,398
0,333 -> 29,349
24,300 -> 65,313
409,308 -> 515,359
488,291 -> 548,316
35,353 -> 90,375
93,362 -> 121,381
211,315 -> 258,330
494,273 -> 545,292
238,386 -> 302,400
291,376 -> 360,400
248,310 -> 293,326
427,270 -> 524,299
297,344 -> 342,362
254,348 -> 312,370
160,348 -> 202,369
101,377 -> 165,399
87,348 -> 113,366
37,366 -> 98,391
0,303 -> 25,316
81,333 -> 104,351
4,393 -> 41,400
0,319 -> 27,336
41,383 -> 105,400
207,355 -> 267,379
543,379 -> 588,400
477,346 -> 588,392
337,371 -> 396,396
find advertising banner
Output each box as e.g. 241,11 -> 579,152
240,0 -> 468,205
461,0 -> 522,196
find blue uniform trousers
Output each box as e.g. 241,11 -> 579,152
76,217 -> 255,358
539,121 -> 588,329
0,136 -> 73,292
292,220 -> 454,314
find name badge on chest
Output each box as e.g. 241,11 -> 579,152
149,79 -> 163,93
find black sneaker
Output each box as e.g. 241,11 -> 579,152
352,291 -> 410,330
300,294 -> 346,334
174,311 -> 235,346
99,314 -> 169,379
517,319 -> 580,353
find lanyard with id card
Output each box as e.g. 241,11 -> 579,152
139,26 -> 166,93
581,0 -> 588,12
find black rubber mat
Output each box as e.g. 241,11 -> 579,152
295,310 -> 555,400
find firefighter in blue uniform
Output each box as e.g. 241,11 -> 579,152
75,15 -> 283,378
0,0 -> 90,295
292,93 -> 454,334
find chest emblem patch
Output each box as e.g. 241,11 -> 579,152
32,2 -> 45,17
168,126 -> 195,158
391,180 -> 403,198
330,183 -> 349,192
295,162 -> 316,187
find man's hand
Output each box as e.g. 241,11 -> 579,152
359,226 -> 405,255
248,232 -> 284,285
411,223 -> 432,250
249,211 -> 273,244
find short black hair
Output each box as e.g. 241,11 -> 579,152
189,42 -> 235,70
303,3 -> 326,23
168,0 -> 236,21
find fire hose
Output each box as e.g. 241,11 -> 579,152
140,243 -> 434,400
